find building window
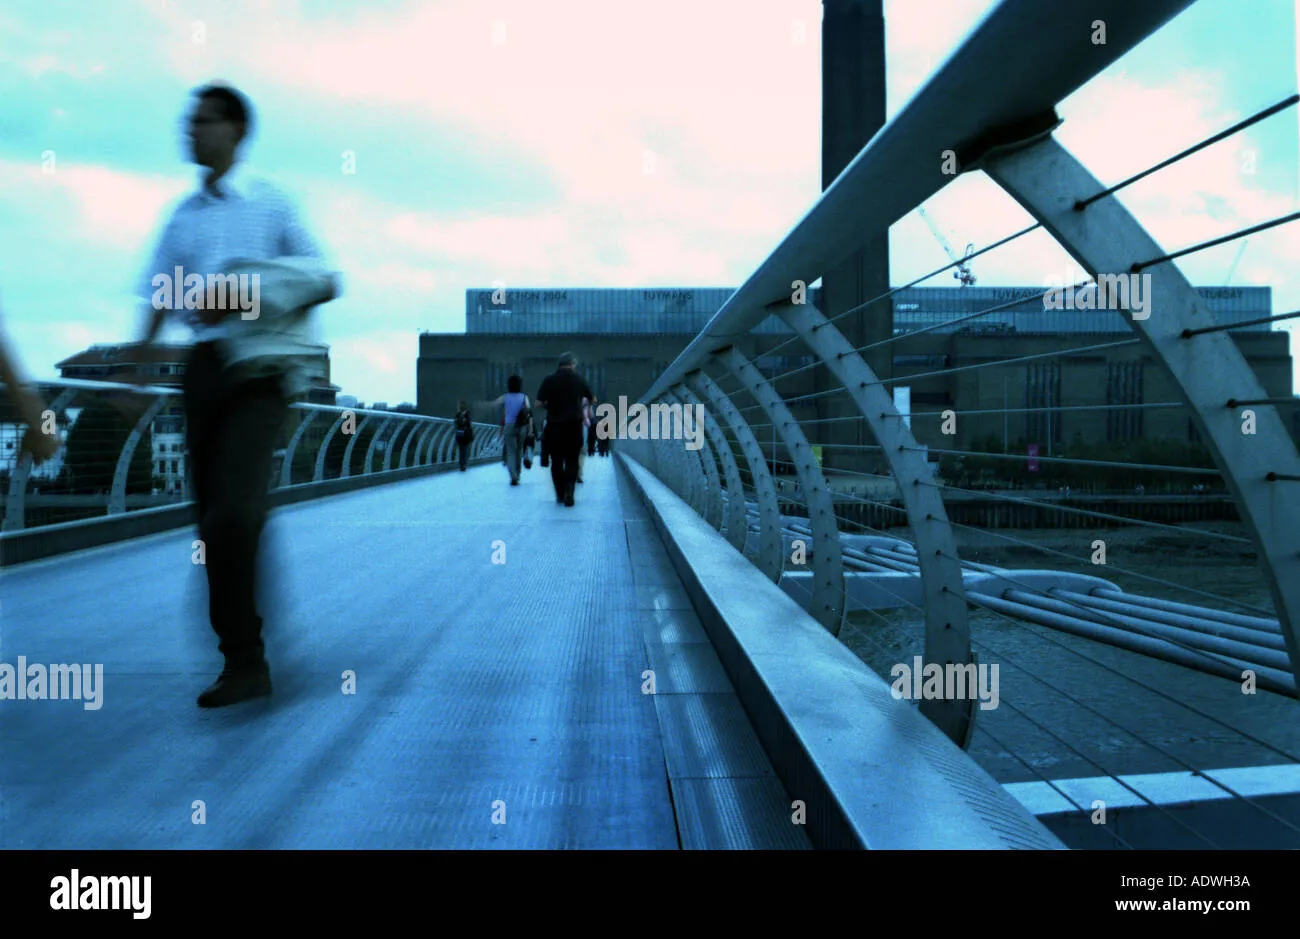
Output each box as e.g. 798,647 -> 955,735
1106,360 -> 1144,442
893,354 -> 949,369
171,460 -> 178,474
1025,361 -> 1062,446
910,391 -> 952,405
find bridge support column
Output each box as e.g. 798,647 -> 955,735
398,420 -> 424,469
721,347 -> 846,634
109,397 -> 166,516
340,414 -> 375,478
434,424 -> 454,465
690,371 -> 783,583
777,301 -> 975,747
365,417 -> 397,475
314,412 -> 350,482
685,374 -> 747,550
660,390 -> 699,509
670,383 -> 724,532
280,410 -> 320,487
983,134 -> 1300,679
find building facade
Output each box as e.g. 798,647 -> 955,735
417,285 -> 1292,462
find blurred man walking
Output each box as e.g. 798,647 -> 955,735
131,85 -> 339,708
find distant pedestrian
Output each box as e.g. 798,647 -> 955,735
536,352 -> 593,507
522,418 -> 536,469
576,397 -> 591,484
486,375 -> 530,486
454,400 -> 473,470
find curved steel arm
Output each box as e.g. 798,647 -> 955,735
109,396 -> 166,515
777,301 -> 974,747
683,376 -> 748,550
365,417 -> 397,475
280,410 -> 320,487
985,134 -> 1300,678
690,371 -> 783,583
314,411 -> 351,482
340,414 -> 375,479
670,383 -> 724,532
721,347 -> 846,633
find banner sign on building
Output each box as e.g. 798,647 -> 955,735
893,386 -> 911,429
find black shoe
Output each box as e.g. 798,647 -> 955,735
198,662 -> 271,708
524,459 -> 532,469
511,478 -> 520,486
576,477 -> 583,484
565,494 -> 575,506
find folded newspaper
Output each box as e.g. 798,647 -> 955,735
216,256 -> 340,396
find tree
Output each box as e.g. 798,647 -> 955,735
59,397 -> 153,494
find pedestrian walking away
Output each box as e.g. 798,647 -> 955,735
131,84 -> 341,709
454,400 -> 474,470
485,375 -> 530,486
576,396 -> 591,484
522,416 -> 536,469
536,352 -> 592,507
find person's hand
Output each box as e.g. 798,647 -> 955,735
20,425 -> 58,465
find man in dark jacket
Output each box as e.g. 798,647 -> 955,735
536,352 -> 593,507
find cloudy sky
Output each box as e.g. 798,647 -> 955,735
0,0 -> 1296,407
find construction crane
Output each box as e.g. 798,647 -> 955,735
917,206 -> 976,286
1224,239 -> 1248,286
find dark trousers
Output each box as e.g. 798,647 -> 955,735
183,342 -> 288,669
546,421 -> 583,499
457,438 -> 470,469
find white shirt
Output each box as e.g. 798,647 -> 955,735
138,161 -> 327,342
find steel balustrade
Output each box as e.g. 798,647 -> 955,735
690,372 -> 783,583
3,387 -> 78,532
340,413 -> 375,479
619,0 -> 1211,748
684,375 -> 747,550
281,410 -> 320,487
0,378 -> 503,533
672,384 -> 724,532
722,347 -> 846,634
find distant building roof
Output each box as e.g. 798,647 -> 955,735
56,343 -> 191,368
57,341 -> 333,369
